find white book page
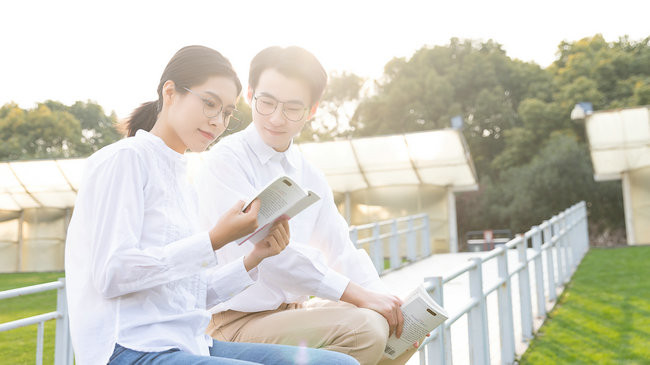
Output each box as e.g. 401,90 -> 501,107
383,284 -> 448,359
283,191 -> 320,219
237,176 -> 319,245
243,176 -> 305,225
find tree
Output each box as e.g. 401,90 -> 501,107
0,100 -> 121,161
549,34 -> 650,109
0,104 -> 81,160
347,35 -> 648,241
477,134 -> 624,234
298,71 -> 364,142
350,38 -> 551,177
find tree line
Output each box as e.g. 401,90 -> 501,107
306,34 -> 649,243
2,34 -> 648,243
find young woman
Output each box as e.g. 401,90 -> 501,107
64,45 -> 359,365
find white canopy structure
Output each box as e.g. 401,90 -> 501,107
585,106 -> 650,244
1,129 -> 477,212
0,159 -> 84,212
297,129 -> 477,193
0,128 -> 477,272
586,107 -> 650,181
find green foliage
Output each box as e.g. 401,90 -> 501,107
299,71 -> 365,142
342,34 -> 648,239
520,246 -> 650,364
550,34 -> 650,109
464,134 -> 624,235
0,100 -> 121,161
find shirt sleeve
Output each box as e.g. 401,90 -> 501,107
205,256 -> 258,307
308,174 -> 390,294
82,148 -> 218,299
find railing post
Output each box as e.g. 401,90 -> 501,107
496,246 -> 515,364
390,220 -> 400,269
560,211 -> 573,282
36,321 -> 44,365
349,227 -> 358,248
543,221 -> 556,302
407,216 -> 417,262
517,234 -> 534,341
372,223 -> 383,274
569,206 -> 579,274
422,215 -> 431,257
54,278 -> 73,365
566,207 -> 575,274
17,210 -> 24,272
553,217 -> 565,289
531,226 -> 546,319
467,258 -> 489,365
581,202 -> 590,256
425,276 -> 449,365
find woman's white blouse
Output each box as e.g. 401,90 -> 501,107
64,130 -> 256,365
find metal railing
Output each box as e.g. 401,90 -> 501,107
1,213 -> 432,364
1,203 -> 587,365
349,213 -> 430,274
0,278 -> 73,365
417,201 -> 589,364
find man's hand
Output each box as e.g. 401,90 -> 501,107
340,282 -> 404,338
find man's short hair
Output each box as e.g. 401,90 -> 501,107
249,46 -> 327,105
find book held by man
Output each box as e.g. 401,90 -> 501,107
236,175 -> 320,245
383,283 -> 448,359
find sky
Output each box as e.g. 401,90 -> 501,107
1,0 -> 648,120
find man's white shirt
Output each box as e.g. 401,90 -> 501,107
195,124 -> 388,314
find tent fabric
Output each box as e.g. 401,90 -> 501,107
0,128 -> 478,211
586,106 -> 650,180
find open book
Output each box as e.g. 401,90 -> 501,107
384,283 -> 448,359
236,176 -> 320,245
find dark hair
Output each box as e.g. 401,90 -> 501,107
249,46 -> 327,105
122,45 -> 242,137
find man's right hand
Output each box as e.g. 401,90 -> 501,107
340,282 -> 405,338
209,199 -> 261,251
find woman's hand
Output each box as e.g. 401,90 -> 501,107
209,199 -> 260,250
244,218 -> 290,271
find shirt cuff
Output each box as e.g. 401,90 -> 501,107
164,231 -> 217,270
314,268 -> 350,301
206,256 -> 257,302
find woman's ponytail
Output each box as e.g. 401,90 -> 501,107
120,100 -> 159,137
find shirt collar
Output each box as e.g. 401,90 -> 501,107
135,129 -> 187,165
244,124 -> 300,170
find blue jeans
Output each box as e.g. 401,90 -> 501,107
108,340 -> 360,365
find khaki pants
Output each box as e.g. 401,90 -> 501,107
207,299 -> 418,365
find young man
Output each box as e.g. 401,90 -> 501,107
195,46 -> 419,365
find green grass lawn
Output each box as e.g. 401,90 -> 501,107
0,272 -> 65,364
520,246 -> 650,364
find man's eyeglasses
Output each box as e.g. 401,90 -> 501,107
183,87 -> 240,131
253,93 -> 310,122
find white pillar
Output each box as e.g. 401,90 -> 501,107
621,172 -> 636,245
17,210 -> 24,272
344,192 -> 351,225
447,189 -> 458,253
